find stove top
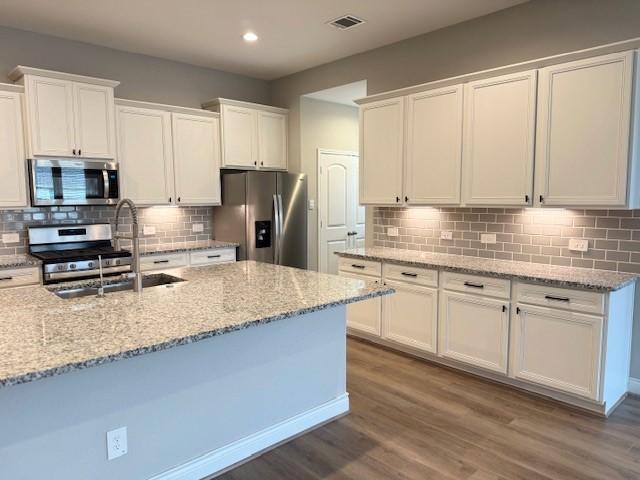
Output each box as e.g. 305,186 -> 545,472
31,246 -> 131,263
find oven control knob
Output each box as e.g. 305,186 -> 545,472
69,264 -> 76,270
87,262 -> 94,268
57,265 -> 66,271
104,260 -> 112,266
115,259 -> 121,265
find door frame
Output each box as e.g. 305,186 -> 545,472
317,148 -> 359,274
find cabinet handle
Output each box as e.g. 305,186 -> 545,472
153,260 -> 170,264
396,196 -> 400,203
351,264 -> 365,269
0,277 -> 13,281
463,281 -> 484,289
254,161 -> 257,166
72,149 -> 76,155
502,305 -> 507,312
177,197 -> 181,202
539,195 -> 544,203
401,272 -> 417,277
78,149 -> 82,156
525,194 -> 529,203
169,197 -> 172,203
207,254 -> 221,259
404,196 -> 408,202
261,161 -> 264,166
516,307 -> 521,315
545,295 -> 570,302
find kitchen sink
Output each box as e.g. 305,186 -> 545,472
49,273 -> 186,299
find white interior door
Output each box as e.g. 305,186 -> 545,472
318,150 -> 363,274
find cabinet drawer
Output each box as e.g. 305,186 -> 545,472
141,252 -> 188,271
383,262 -> 437,287
514,282 -> 605,315
190,248 -> 236,266
0,267 -> 40,288
338,257 -> 382,277
441,271 -> 510,299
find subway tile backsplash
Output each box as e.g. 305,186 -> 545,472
0,206 -> 213,255
373,207 -> 640,273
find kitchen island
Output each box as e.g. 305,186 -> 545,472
0,261 -> 392,480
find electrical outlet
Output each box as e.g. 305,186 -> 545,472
143,225 -> 156,236
481,233 -> 497,244
2,233 -> 19,244
440,231 -> 453,241
106,427 -> 128,460
387,227 -> 399,237
192,223 -> 204,233
569,238 -> 589,252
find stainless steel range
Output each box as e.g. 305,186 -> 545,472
29,223 -> 132,284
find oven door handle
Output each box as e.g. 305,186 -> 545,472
102,170 -> 110,199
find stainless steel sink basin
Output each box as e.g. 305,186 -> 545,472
49,273 -> 186,299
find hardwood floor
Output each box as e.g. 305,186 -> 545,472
218,338 -> 640,480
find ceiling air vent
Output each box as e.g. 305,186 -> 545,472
328,15 -> 365,30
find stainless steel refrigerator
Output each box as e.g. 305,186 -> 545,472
213,171 -> 308,269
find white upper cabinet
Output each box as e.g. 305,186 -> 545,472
0,88 -> 28,208
405,85 -> 463,205
258,110 -> 288,170
116,105 -> 174,205
359,97 -> 404,205
535,51 -> 638,207
462,70 -> 537,206
203,98 -> 288,171
10,67 -> 118,160
172,113 -> 221,206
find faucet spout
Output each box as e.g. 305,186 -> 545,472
113,198 -> 142,293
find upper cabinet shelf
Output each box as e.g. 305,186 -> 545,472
203,98 -> 288,171
357,49 -> 640,209
10,66 -> 119,160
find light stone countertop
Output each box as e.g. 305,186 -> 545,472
0,254 -> 41,269
0,261 -> 392,388
336,247 -> 637,292
139,239 -> 239,256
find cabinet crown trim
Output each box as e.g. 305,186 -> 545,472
9,66 -> 120,88
115,98 -> 219,117
202,97 -> 289,115
0,83 -> 24,94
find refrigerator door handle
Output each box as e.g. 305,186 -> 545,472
273,194 -> 281,264
277,194 -> 284,265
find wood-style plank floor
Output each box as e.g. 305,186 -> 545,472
218,338 -> 640,480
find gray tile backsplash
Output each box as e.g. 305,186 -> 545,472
373,207 -> 640,273
0,206 -> 213,254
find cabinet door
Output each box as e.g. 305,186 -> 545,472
340,271 -> 382,336
117,106 -> 174,205
258,111 -> 287,170
0,91 -> 28,208
172,113 -> 221,206
383,281 -> 437,353
462,71 -> 536,205
359,98 -> 404,205
512,304 -> 603,400
439,291 -> 509,374
535,51 -> 635,207
73,83 -> 116,159
26,75 -> 75,157
405,85 -> 463,205
220,104 -> 257,168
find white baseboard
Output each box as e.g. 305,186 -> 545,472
629,377 -> 640,395
147,394 -> 350,480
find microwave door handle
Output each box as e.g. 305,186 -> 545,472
102,170 -> 110,199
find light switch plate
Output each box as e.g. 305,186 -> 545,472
569,238 -> 589,252
481,233 -> 497,244
2,233 -> 19,244
440,231 -> 453,241
143,225 -> 156,236
387,227 -> 399,237
192,223 -> 204,233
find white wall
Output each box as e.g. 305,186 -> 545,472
300,98 -> 359,271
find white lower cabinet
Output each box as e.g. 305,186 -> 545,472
383,281 -> 437,353
140,252 -> 188,272
511,304 -> 602,400
0,267 -> 40,289
338,266 -> 382,336
189,248 -> 236,266
438,290 -> 509,374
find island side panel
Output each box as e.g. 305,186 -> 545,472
0,306 -> 348,480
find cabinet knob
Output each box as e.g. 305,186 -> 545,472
254,161 -> 257,166
539,195 -> 544,203
169,197 -> 172,203
396,196 -> 400,203
72,149 -> 76,155
261,161 -> 264,166
404,196 -> 408,202
525,194 -> 529,203
177,197 -> 181,202
78,149 -> 82,156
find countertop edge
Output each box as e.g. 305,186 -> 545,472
336,251 -> 636,293
0,285 -> 393,388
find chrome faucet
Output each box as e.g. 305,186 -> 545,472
113,198 -> 143,293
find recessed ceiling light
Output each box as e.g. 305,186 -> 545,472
243,32 -> 258,43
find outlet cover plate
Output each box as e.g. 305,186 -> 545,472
106,426 -> 128,460
2,233 -> 19,244
481,233 -> 497,244
440,231 -> 453,241
143,225 -> 156,236
192,223 -> 204,233
569,238 -> 589,252
387,227 -> 399,237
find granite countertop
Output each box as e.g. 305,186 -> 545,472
0,254 -> 41,269
139,239 -> 239,256
0,261 -> 392,388
336,247 -> 637,292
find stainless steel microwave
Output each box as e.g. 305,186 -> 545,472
29,158 -> 120,206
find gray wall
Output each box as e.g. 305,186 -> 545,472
300,97 -> 359,271
0,25 -> 270,107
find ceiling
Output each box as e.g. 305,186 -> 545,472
304,81 -> 368,107
0,0 -> 528,80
